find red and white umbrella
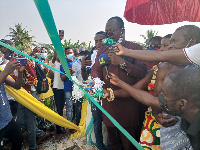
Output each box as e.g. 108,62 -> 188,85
124,0 -> 200,25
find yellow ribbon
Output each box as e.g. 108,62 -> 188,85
0,67 -> 87,138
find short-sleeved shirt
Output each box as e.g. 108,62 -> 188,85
0,70 -> 12,130
50,61 -> 64,89
60,59 -> 76,92
160,116 -> 192,150
183,43 -> 200,66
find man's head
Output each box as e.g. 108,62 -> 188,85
159,34 -> 172,51
159,69 -> 200,119
94,31 -> 105,50
105,16 -> 125,42
79,48 -> 86,56
73,48 -> 79,58
65,47 -> 74,61
169,25 -> 200,50
59,30 -> 64,40
148,36 -> 162,50
74,48 -> 85,61
0,39 -> 14,57
40,47 -> 48,59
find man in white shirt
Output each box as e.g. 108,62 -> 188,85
50,51 -> 66,134
71,48 -> 88,125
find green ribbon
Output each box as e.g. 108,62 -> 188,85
103,38 -> 116,53
85,117 -> 94,137
92,88 -> 105,101
0,0 -> 144,149
85,118 -> 97,147
34,0 -> 71,79
103,38 -> 116,47
0,41 -> 66,76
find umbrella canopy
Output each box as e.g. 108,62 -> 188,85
124,0 -> 200,25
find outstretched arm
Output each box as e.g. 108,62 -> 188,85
1,59 -> 25,89
113,44 -> 192,65
113,69 -> 153,98
109,73 -> 160,109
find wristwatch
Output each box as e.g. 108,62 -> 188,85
119,61 -> 126,70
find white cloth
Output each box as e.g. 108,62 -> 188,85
50,60 -> 64,89
31,86 -> 36,91
183,43 -> 200,66
91,50 -> 98,67
72,59 -> 83,82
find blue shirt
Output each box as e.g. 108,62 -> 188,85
60,59 -> 76,92
0,71 -> 12,130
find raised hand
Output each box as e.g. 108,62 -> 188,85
69,68 -> 75,74
108,73 -> 120,86
30,47 -> 40,56
18,66 -> 26,73
103,88 -> 110,98
110,44 -> 126,56
3,58 -> 21,75
81,55 -> 92,70
108,53 -> 124,65
33,46 -> 40,54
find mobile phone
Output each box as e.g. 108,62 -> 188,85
85,50 -> 91,61
15,58 -> 27,66
59,30 -> 64,36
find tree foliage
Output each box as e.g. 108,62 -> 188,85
39,40 -> 93,60
140,29 -> 158,49
7,23 -> 94,60
131,41 -> 145,49
7,23 -> 36,54
62,39 -> 92,51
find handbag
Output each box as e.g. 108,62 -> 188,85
35,62 -> 49,94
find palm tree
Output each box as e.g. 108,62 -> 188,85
140,29 -> 158,49
7,23 -> 36,54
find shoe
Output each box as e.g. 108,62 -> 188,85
38,127 -> 46,132
36,133 -> 53,144
2,138 -> 10,146
50,124 -> 55,131
57,127 -> 66,134
69,129 -> 77,134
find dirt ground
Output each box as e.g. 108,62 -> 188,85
2,107 -> 98,150
3,129 -> 97,150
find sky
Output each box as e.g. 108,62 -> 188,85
1,0 -> 200,47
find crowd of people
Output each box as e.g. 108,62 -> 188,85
0,16 -> 200,150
